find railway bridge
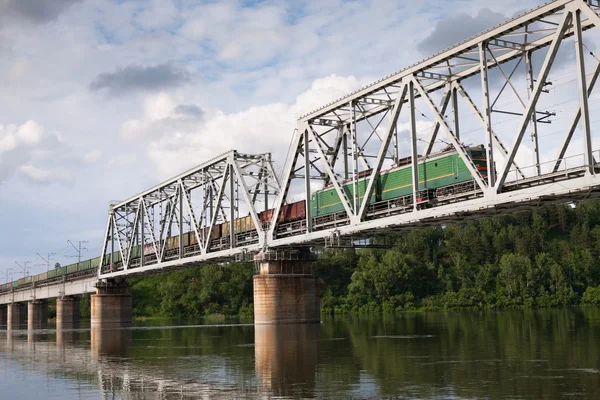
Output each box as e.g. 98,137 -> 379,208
3,0 -> 600,330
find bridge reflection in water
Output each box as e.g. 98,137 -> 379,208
255,324 -> 320,397
0,323 -> 321,398
91,328 -> 132,358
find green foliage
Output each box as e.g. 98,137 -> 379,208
582,286 -> 600,305
129,263 -> 254,318
130,201 -> 600,317
318,201 -> 600,313
79,296 -> 91,319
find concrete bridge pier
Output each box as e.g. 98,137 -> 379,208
0,304 -> 6,329
91,281 -> 132,329
27,300 -> 48,330
7,302 -> 27,330
56,296 -> 80,331
56,297 -> 81,347
253,250 -> 320,324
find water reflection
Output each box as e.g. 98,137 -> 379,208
255,323 -> 320,397
27,330 -> 48,351
56,320 -> 80,349
91,327 -> 132,358
0,309 -> 600,398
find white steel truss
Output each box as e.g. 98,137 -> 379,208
98,0 -> 600,280
269,0 -> 600,241
98,151 -> 279,278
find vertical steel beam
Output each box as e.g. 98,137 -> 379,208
251,166 -> 264,204
409,79 -> 420,210
98,213 -> 112,276
181,183 -> 203,255
392,125 -> 399,164
209,184 -> 214,226
497,10 -> 572,190
454,82 -> 526,179
412,79 -> 486,191
342,127 -> 349,179
265,153 -> 281,193
308,125 -> 355,219
231,158 -> 263,237
267,129 -> 304,240
304,129 -> 313,232
350,101 -> 358,215
526,50 -> 542,175
204,168 -> 229,253
552,60 -> 600,171
112,213 -> 126,267
264,155 -> 270,211
140,202 -> 145,267
159,193 -> 178,262
357,83 -> 408,220
126,204 -> 142,269
179,185 -> 183,258
323,126 -> 345,186
229,163 -> 235,248
110,213 -> 114,270
142,199 -> 160,258
452,87 -> 460,141
573,7 -> 594,174
479,42 -> 495,187
425,87 -> 452,156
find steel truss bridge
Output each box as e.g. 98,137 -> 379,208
98,0 -> 600,280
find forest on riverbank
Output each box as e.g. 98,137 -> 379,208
128,200 -> 600,317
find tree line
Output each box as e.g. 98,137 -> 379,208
129,200 -> 600,317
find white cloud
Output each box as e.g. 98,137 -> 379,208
108,153 -> 137,168
180,2 -> 289,65
121,74 -> 362,179
82,150 -> 102,164
0,120 -> 70,184
19,164 -> 71,184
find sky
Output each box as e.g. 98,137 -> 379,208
0,0 -> 581,279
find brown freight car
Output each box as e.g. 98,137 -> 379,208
234,215 -> 254,234
259,200 -> 306,225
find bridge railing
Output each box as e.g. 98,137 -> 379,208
505,150 -> 600,188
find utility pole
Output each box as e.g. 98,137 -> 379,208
36,252 -> 56,272
15,261 -> 31,278
67,239 -> 88,270
1,268 -> 13,283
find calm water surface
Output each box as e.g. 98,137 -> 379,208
1,309 -> 600,399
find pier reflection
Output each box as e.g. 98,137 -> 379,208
91,327 -> 132,357
56,320 -> 80,348
0,321 -> 328,399
254,323 -> 320,397
27,330 -> 48,350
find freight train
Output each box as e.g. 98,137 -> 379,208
0,257 -> 100,293
0,144 -> 488,292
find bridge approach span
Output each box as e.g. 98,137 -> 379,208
0,274 -> 97,305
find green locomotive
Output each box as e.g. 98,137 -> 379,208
312,145 -> 488,216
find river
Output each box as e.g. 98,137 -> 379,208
0,308 -> 599,399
